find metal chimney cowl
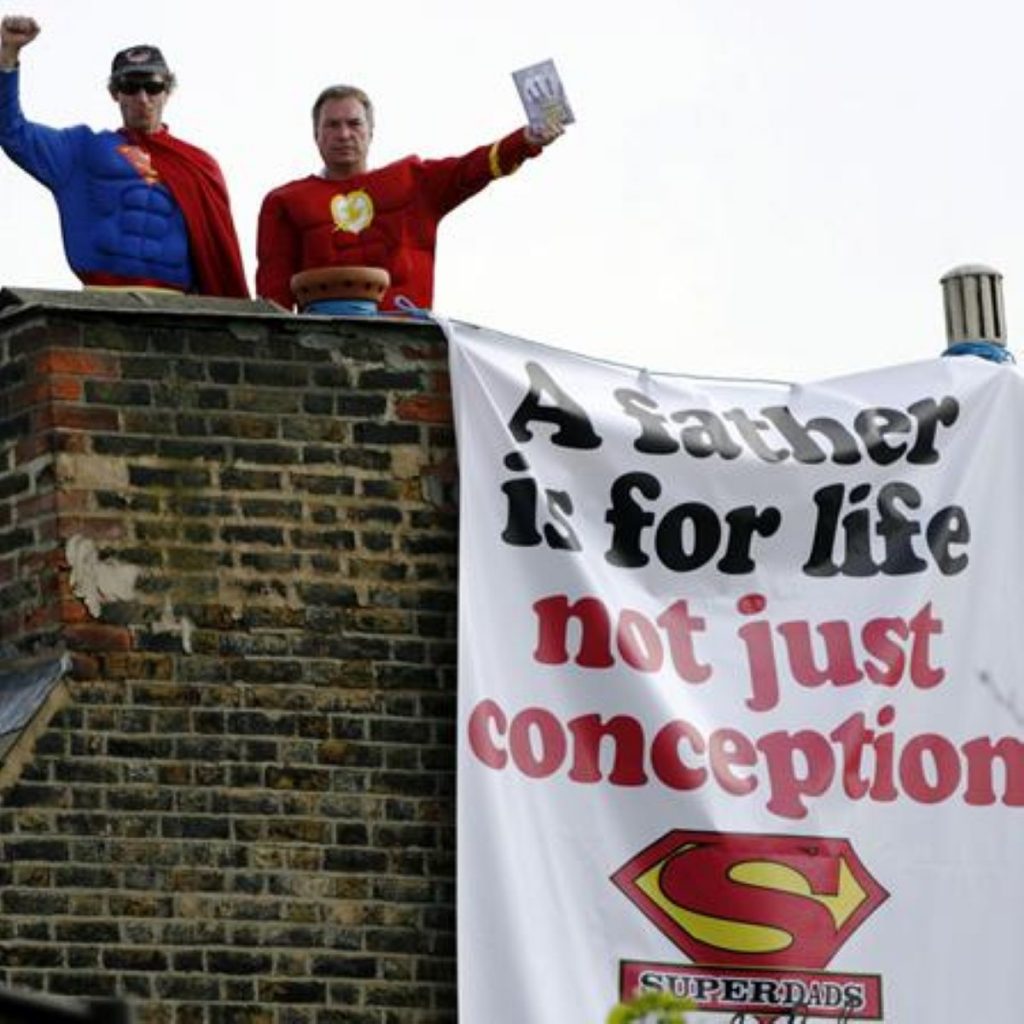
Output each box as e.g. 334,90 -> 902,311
940,264 -> 1005,347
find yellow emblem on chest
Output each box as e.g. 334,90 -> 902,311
330,189 -> 374,234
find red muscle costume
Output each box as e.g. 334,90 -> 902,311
255,128 -> 542,311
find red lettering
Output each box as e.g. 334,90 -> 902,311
651,721 -> 707,790
899,733 -> 960,802
533,595 -> 614,668
567,714 -> 648,785
861,617 -> 908,685
533,593 -> 710,682
464,699 -> 1020,818
509,707 -> 566,778
777,620 -> 864,687
656,600 -> 712,682
908,602 -> 944,688
467,699 -> 508,769
961,737 -> 1024,806
617,609 -> 664,672
708,728 -> 757,795
756,730 -> 835,819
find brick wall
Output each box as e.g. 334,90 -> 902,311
0,290 -> 459,1023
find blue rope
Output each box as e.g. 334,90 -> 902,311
303,294 -> 435,321
304,298 -> 380,316
392,295 -> 434,320
942,341 -> 1015,364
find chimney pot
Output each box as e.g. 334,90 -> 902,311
940,264 -> 1006,346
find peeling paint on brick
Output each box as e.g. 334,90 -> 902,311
151,597 -> 195,654
54,453 -> 129,491
66,535 -> 140,617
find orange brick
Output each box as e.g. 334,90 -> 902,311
54,491 -> 91,517
34,404 -> 120,433
12,377 -> 82,408
59,599 -> 90,624
49,377 -> 84,402
31,349 -> 120,378
400,342 -> 447,362
64,623 -> 132,652
395,395 -> 453,424
54,517 -> 126,541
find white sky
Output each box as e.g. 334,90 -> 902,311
1,0 -> 1022,381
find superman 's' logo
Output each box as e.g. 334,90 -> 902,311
612,830 -> 888,970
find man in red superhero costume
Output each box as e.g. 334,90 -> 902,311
255,84 -> 564,312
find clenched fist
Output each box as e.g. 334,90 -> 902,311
0,15 -> 41,68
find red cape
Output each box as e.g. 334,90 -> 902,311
123,127 -> 249,298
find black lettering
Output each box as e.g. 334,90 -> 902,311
906,396 -> 959,464
717,505 -> 782,573
543,490 -> 582,551
671,409 -> 743,459
927,505 -> 970,574
761,406 -> 860,464
855,407 -> 911,465
604,472 -> 659,567
508,361 -> 602,449
614,388 -> 679,453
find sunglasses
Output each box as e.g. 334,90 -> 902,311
117,79 -> 168,96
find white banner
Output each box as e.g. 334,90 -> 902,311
449,321 -> 1024,1023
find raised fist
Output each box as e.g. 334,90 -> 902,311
1,14 -> 41,52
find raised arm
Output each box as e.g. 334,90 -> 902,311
0,14 -> 80,188
417,121 -> 565,220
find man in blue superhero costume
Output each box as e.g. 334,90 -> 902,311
0,15 -> 248,296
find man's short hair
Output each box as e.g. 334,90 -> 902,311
312,85 -> 374,135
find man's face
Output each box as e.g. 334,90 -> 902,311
316,97 -> 372,179
113,75 -> 170,135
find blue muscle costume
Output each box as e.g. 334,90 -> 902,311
0,66 -> 243,293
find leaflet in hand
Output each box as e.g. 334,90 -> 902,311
512,59 -> 575,130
